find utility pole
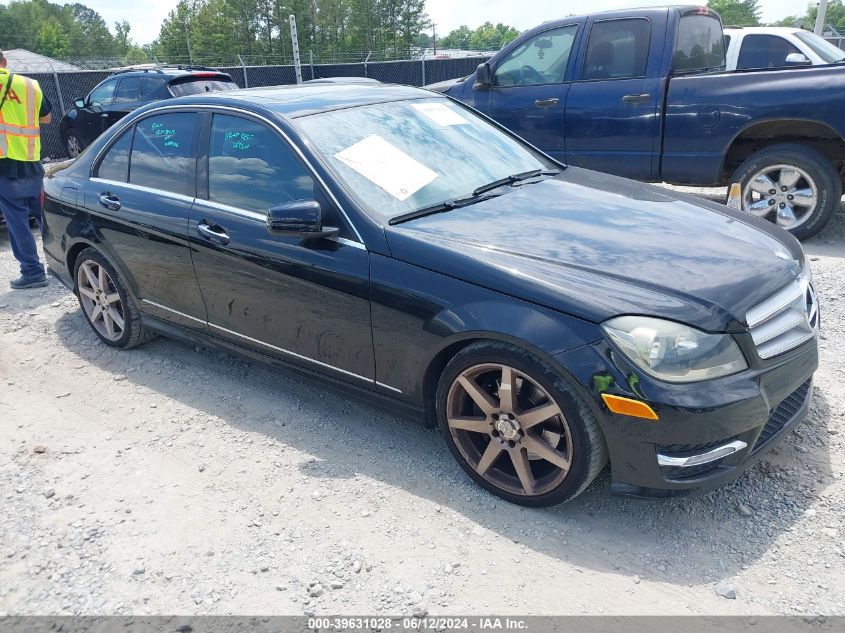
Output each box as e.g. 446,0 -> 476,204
183,19 -> 193,66
290,14 -> 303,84
815,0 -> 828,35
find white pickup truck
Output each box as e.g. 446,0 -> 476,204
724,26 -> 845,70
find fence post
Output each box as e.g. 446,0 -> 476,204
49,62 -> 66,116
309,50 -> 315,81
420,57 -> 425,87
364,51 -> 372,78
238,54 -> 249,88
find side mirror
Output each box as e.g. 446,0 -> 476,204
266,199 -> 339,239
784,53 -> 811,67
74,98 -> 85,108
473,62 -> 493,90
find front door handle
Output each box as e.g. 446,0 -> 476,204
622,93 -> 652,104
197,222 -> 231,246
534,97 -> 560,108
98,192 -> 121,211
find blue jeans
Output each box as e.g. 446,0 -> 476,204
0,176 -> 45,278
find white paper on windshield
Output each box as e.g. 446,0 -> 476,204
335,134 -> 438,201
411,102 -> 469,127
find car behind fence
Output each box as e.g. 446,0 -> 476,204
31,57 -> 490,160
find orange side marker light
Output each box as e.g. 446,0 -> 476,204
601,394 -> 659,421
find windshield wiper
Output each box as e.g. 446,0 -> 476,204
472,169 -> 559,197
388,192 -> 503,225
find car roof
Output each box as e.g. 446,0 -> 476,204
724,27 -> 802,34
107,66 -> 233,80
165,83 -> 436,118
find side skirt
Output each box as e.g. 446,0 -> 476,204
140,314 -> 427,425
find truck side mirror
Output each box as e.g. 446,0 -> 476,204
784,53 -> 811,67
474,62 -> 493,90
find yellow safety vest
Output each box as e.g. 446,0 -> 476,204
0,68 -> 43,162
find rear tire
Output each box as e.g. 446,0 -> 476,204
436,341 -> 607,507
730,144 -> 841,241
65,131 -> 84,158
73,248 -> 153,349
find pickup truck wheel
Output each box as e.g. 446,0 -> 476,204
731,144 -> 841,240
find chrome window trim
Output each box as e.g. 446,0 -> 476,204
657,440 -> 748,468
88,103 -> 365,244
141,299 -> 205,324
207,322 -> 372,383
141,297 -> 379,384
90,177 -> 196,205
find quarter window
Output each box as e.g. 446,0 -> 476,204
140,77 -> 162,102
88,80 -> 116,107
129,113 -> 196,195
737,35 -> 801,70
95,128 -> 132,182
207,114 -> 315,214
583,19 -> 651,80
114,77 -> 140,103
673,14 -> 726,72
493,25 -> 578,87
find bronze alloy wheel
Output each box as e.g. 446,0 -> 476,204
446,362 -> 574,497
76,258 -> 126,342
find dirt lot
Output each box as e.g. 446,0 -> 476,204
1,192 -> 844,616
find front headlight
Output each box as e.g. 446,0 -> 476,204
602,316 -> 747,383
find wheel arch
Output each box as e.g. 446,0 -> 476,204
721,118 -> 845,184
65,238 -> 139,303
420,330 -> 591,427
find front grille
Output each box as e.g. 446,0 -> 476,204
753,379 -> 812,451
746,278 -> 818,359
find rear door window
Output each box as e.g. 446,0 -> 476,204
673,13 -> 726,72
114,77 -> 141,104
582,18 -> 651,80
140,77 -> 163,102
94,128 -> 133,182
737,34 -> 801,69
128,113 -> 197,195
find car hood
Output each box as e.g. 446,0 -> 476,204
383,168 -> 804,332
423,77 -> 465,93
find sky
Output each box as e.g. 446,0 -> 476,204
5,0 -> 814,46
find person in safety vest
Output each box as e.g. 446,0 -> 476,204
0,49 -> 53,289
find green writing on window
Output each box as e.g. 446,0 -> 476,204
224,130 -> 255,151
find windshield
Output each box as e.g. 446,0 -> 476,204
295,98 -> 556,220
793,31 -> 845,63
168,79 -> 238,96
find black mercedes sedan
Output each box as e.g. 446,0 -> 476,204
41,83 -> 819,506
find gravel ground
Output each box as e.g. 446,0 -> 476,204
1,190 -> 843,616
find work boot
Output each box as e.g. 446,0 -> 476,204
10,274 -> 48,289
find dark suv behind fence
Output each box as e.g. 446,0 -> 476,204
59,66 -> 237,157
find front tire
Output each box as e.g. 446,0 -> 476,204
730,144 -> 841,240
436,341 -> 608,507
73,248 -> 153,349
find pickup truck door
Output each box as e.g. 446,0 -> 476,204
564,17 -> 662,180
469,24 -> 580,162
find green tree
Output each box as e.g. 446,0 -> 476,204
36,19 -> 70,58
708,0 -> 761,26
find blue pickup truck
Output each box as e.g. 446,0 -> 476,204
430,6 -> 845,240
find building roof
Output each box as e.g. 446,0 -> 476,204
3,49 -> 81,73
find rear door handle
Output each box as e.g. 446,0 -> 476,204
622,93 -> 652,104
98,192 -> 121,211
197,222 -> 231,246
534,98 -> 560,108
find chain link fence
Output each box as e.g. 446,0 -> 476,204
29,56 -> 490,160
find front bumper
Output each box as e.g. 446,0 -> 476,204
556,336 -> 818,499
